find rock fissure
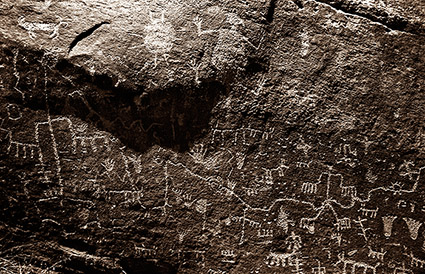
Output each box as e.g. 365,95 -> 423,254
266,0 -> 277,23
310,0 -> 421,35
68,22 -> 110,54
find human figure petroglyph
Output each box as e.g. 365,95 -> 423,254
144,11 -> 175,67
123,153 -> 144,174
177,229 -> 189,244
331,231 -> 342,246
353,216 -> 370,242
188,59 -> 202,85
35,116 -> 66,184
251,76 -> 269,96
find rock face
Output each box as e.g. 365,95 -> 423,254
0,0 -> 425,273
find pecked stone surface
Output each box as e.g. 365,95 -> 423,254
0,0 -> 425,273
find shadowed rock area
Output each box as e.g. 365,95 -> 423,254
0,0 -> 425,273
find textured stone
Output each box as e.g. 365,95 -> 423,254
0,0 -> 425,273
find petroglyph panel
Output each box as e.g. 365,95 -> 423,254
0,0 -> 425,273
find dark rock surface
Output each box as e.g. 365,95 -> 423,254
0,0 -> 425,273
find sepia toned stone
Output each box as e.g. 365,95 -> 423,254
0,0 -> 424,273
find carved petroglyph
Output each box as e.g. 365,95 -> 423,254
301,182 -> 318,194
144,11 -> 175,67
382,216 -> 397,238
397,200 -> 417,213
408,252 -> 425,269
188,59 -> 202,85
391,262 -> 413,274
18,16 -> 68,40
211,13 -> 247,71
335,217 -> 351,231
359,207 -> 379,218
403,217 -> 422,240
12,49 -> 25,100
194,199 -> 209,214
335,143 -> 358,167
265,233 -> 305,272
258,228 -> 274,238
368,246 -> 386,262
341,185 -> 357,197
211,124 -> 275,146
221,250 -> 236,264
6,104 -> 22,121
35,117 -> 63,183
207,269 -> 227,274
252,76 -> 269,96
399,161 -> 419,181
106,189 -> 144,207
331,232 -> 343,246
300,218 -> 315,234
336,252 -> 380,274
311,261 -> 326,274
277,206 -> 294,233
353,217 -> 370,242
265,252 -> 298,268
4,129 -> 39,159
189,144 -> 221,170
135,244 -> 157,258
